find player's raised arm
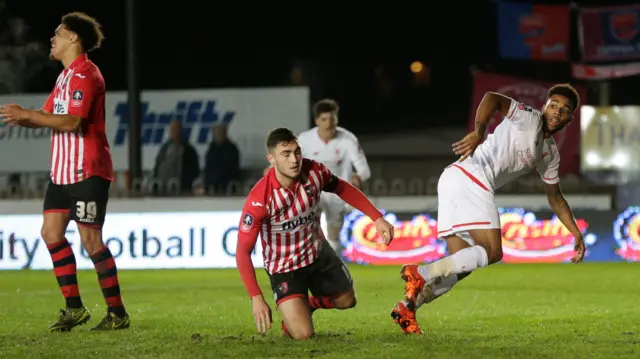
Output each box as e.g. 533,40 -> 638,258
473,92 -> 513,139
235,196 -> 272,333
317,162 -> 394,244
540,151 -> 585,263
453,92 -> 513,162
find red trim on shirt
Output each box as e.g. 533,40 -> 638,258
450,164 -> 490,192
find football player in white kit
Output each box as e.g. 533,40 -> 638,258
391,84 -> 587,334
297,99 -> 371,252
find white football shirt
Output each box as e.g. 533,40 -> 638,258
298,126 -> 371,182
456,99 -> 560,192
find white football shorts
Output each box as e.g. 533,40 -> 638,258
436,164 -> 500,244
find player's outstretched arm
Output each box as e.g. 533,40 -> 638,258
321,165 -> 394,244
26,110 -> 82,132
236,199 -> 272,333
21,110 -> 52,128
236,232 -> 262,298
0,103 -> 82,132
544,182 -> 585,263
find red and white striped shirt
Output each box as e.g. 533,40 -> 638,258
236,158 -> 383,298
42,54 -> 113,185
240,159 -> 334,275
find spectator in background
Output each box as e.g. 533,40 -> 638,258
0,12 -> 51,94
203,123 -> 240,195
152,119 -> 200,196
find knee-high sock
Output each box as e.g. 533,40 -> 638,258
418,245 -> 489,282
90,245 -> 126,317
415,274 -> 459,309
47,238 -> 83,308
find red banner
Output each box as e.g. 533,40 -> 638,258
468,71 -> 586,175
572,62 -> 640,80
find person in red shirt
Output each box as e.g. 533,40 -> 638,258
236,127 -> 395,340
0,12 -> 129,332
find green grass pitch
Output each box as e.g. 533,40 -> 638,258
0,263 -> 639,358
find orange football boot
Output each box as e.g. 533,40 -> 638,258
391,301 -> 423,334
400,264 -> 426,306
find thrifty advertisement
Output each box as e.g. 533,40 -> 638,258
1,207 -> 638,270
0,87 -> 309,172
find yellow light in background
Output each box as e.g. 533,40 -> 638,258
410,61 -> 423,73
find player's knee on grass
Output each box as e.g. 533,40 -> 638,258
331,288 -> 357,309
278,297 -> 315,340
77,225 -> 104,255
41,212 -> 70,245
468,229 -> 503,264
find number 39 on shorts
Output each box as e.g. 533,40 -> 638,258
76,200 -> 98,221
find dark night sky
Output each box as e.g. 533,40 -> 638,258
4,0 -> 640,134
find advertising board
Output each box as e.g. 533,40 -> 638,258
0,211 -> 264,270
0,87 -> 309,172
1,205 -> 636,271
579,5 -> 640,62
339,208 -> 636,265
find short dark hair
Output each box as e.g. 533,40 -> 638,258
547,84 -> 580,112
62,12 -> 104,52
266,128 -> 297,151
312,99 -> 339,119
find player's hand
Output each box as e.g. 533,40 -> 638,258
251,295 -> 272,334
374,217 -> 395,245
0,104 -> 29,126
571,233 -> 586,263
452,131 -> 481,162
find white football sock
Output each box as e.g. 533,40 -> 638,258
433,273 -> 458,296
415,274 -> 459,309
417,245 -> 489,282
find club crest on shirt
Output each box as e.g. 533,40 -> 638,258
240,213 -> 254,232
517,103 -> 533,112
303,184 -> 315,198
71,90 -> 83,107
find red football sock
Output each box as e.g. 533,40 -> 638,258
90,245 -> 126,317
47,238 -> 83,308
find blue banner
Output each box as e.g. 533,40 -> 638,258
497,1 -> 570,60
